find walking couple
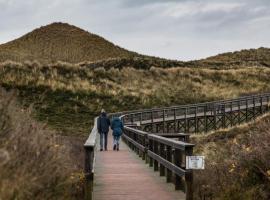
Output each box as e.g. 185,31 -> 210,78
97,109 -> 123,151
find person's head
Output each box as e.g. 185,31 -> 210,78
101,109 -> 105,113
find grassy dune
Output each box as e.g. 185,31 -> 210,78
0,61 -> 270,136
192,114 -> 270,200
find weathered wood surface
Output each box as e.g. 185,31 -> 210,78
93,132 -> 185,200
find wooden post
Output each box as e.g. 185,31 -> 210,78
154,141 -> 159,171
160,143 -> 165,176
166,145 -> 172,183
163,109 -> 165,133
260,96 -> 263,114
238,100 -> 241,124
195,107 -> 198,133
185,147 -> 193,200
266,96 -> 269,111
149,139 -> 153,167
151,111 -> 154,132
222,104 -> 226,128
245,98 -> 248,122
213,104 -> 217,130
252,97 -> 256,120
174,108 -> 177,132
84,146 -> 94,200
204,105 -> 207,133
185,108 -> 188,133
174,149 -> 184,190
230,102 -> 233,126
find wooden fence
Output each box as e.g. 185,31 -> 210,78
84,92 -> 270,200
122,124 -> 195,200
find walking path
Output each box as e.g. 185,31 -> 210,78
93,131 -> 185,200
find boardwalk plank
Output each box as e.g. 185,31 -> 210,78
93,131 -> 185,200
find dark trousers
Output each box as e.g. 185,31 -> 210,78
100,132 -> 108,150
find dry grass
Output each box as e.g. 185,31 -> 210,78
191,114 -> 270,200
0,22 -> 135,64
0,88 -> 84,200
1,61 -> 270,135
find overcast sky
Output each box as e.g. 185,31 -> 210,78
1,0 -> 270,60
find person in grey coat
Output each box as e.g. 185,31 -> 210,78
97,109 -> 110,151
111,117 -> 124,151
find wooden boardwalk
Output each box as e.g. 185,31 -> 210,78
93,131 -> 185,200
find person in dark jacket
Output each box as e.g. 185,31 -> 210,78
97,109 -> 110,151
111,117 -> 124,151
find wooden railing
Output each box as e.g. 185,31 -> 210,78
84,117 -> 98,200
84,92 -> 270,200
119,93 -> 270,134
122,125 -> 195,200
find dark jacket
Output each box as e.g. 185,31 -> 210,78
97,113 -> 110,134
111,117 -> 124,136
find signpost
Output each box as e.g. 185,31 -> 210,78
186,156 -> 205,170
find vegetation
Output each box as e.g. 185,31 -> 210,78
1,22 -> 269,69
192,114 -> 270,200
0,22 -> 136,64
0,88 -> 84,199
0,61 -> 270,136
1,22 -> 270,200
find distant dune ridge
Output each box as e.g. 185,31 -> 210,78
0,22 -> 270,68
0,22 -> 136,64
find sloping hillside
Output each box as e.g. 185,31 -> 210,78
0,22 -> 269,69
0,22 -> 136,64
1,61 -> 270,135
192,114 -> 270,199
194,47 -> 270,68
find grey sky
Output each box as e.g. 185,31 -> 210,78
0,0 -> 270,60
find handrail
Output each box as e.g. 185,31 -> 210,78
84,92 -> 270,200
84,117 -> 98,200
111,92 -> 270,118
122,125 -> 195,200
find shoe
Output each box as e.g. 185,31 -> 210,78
100,149 -> 103,151
117,145 -> 119,151
105,148 -> 107,151
113,145 -> 116,151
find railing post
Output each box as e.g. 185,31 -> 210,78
154,141 -> 159,171
185,108 -> 188,133
230,101 -> 233,126
204,105 -> 207,133
266,96 -> 269,111
131,113 -> 134,124
84,146 -> 94,200
174,108 -> 177,132
185,147 -> 193,200
160,143 -> 165,176
238,101 -> 241,124
151,111 -> 154,132
163,109 -> 165,133
260,96 -> 263,114
213,104 -> 217,130
174,148 -> 184,190
195,107 -> 198,133
149,139 -> 153,167
222,104 -> 226,128
253,97 -> 256,120
166,145 -> 172,183
245,98 -> 248,122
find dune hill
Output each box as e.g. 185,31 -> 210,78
0,22 -> 269,68
0,22 -> 136,64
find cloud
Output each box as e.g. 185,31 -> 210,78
0,0 -> 270,60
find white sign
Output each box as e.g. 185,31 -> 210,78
186,156 -> 205,170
